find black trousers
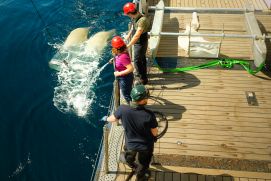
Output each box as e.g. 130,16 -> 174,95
134,41 -> 148,82
124,148 -> 153,181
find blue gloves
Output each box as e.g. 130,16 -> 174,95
100,116 -> 108,122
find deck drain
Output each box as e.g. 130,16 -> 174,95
245,91 -> 258,106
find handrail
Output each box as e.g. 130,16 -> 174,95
148,6 -> 255,13
149,31 -> 271,40
93,61 -> 120,180
112,56 -> 120,117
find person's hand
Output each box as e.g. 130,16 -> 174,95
123,34 -> 129,42
108,58 -> 114,64
100,116 -> 108,122
114,71 -> 122,77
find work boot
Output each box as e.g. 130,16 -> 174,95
119,151 -> 138,170
136,170 -> 151,181
141,78 -> 148,85
134,76 -> 142,86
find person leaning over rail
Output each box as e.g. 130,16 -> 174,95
123,2 -> 150,85
111,36 -> 134,104
102,85 -> 158,181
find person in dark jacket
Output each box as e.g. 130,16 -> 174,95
123,2 -> 150,85
106,85 -> 158,180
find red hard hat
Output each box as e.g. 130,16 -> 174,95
111,36 -> 126,49
123,2 -> 136,14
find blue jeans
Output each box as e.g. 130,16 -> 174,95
117,73 -> 134,103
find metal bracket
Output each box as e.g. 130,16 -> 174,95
245,91 -> 259,106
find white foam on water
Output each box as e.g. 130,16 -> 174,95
53,43 -> 109,117
9,153 -> 31,178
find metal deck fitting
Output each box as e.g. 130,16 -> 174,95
97,124 -> 124,181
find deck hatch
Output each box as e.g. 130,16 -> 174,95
245,91 -> 258,106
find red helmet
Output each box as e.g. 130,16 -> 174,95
111,36 -> 126,49
123,2 -> 136,15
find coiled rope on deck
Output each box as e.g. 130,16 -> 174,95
153,58 -> 264,75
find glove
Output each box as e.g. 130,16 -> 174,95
100,116 -> 108,122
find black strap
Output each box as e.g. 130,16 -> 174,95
135,14 -> 143,23
132,14 -> 143,29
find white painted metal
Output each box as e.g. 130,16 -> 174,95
148,0 -> 164,59
245,12 -> 267,67
148,6 -> 254,13
264,0 -> 271,9
149,32 -> 271,40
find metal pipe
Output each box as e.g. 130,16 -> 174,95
149,32 -> 271,40
103,125 -> 109,174
148,6 -> 252,13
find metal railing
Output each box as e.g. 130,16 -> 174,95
148,6 -> 255,13
149,31 -> 271,40
102,66 -> 120,174
103,125 -> 109,174
93,59 -> 120,179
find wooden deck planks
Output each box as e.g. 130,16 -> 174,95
116,1 -> 271,180
146,67 -> 271,162
116,167 -> 271,181
118,170 -> 253,181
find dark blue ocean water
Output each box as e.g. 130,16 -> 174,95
0,0 -> 129,180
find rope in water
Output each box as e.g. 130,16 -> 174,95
153,58 -> 264,75
29,0 -> 54,41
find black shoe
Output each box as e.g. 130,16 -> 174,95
136,172 -> 151,181
141,79 -> 148,85
119,152 -> 137,170
134,76 -> 142,86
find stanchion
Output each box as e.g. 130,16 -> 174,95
103,125 -> 109,174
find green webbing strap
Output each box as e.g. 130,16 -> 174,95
153,58 -> 264,75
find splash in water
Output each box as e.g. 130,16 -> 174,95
53,43 -> 109,117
